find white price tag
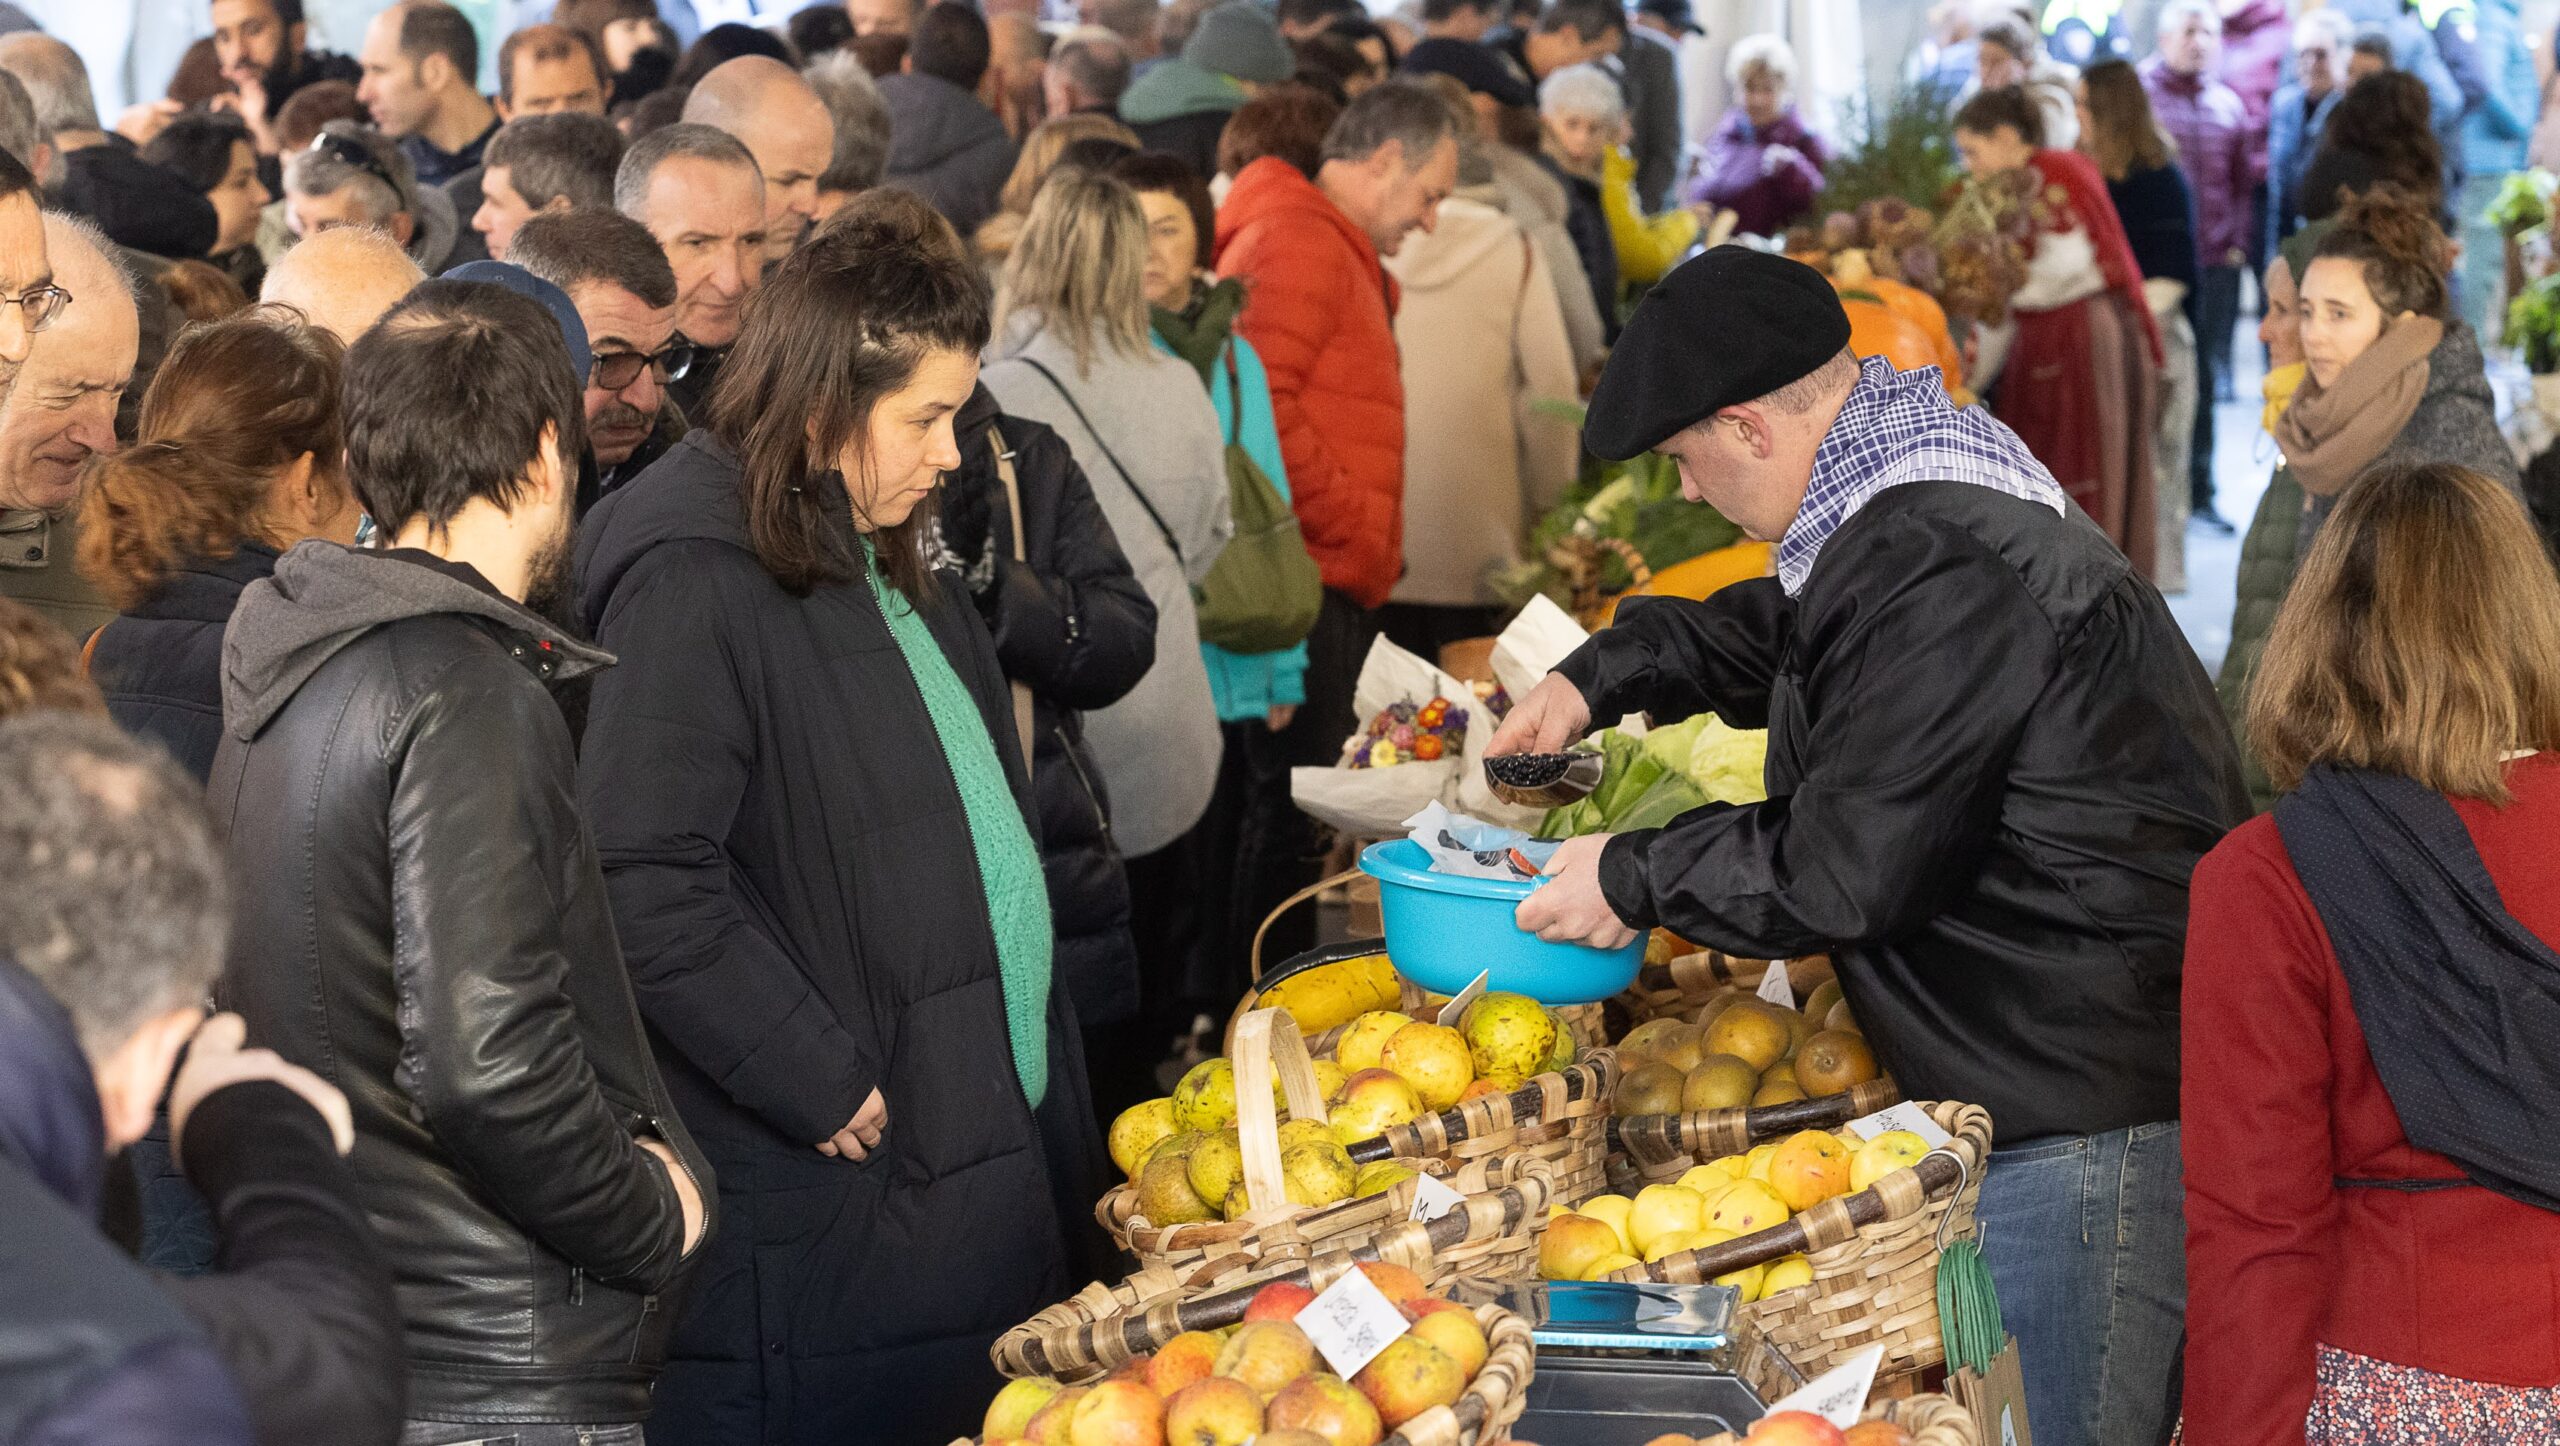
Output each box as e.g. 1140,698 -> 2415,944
1408,1172 -> 1467,1223
1755,962 -> 1795,1010
1762,1343 -> 1883,1429
1294,1269 -> 1412,1379
1436,970 -> 1492,1028
1845,1102 -> 1956,1150
2000,1404 -> 2021,1446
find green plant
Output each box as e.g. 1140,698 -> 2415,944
2507,271 -> 2560,373
1811,86 -> 1962,219
2488,169 -> 2558,239
1492,401 -> 1744,612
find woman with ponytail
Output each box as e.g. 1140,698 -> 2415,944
2218,186 -> 2519,811
78,308 -> 360,782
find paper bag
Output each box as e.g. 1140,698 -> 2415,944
1290,636 -> 1542,838
1488,594 -> 1589,706
1950,1338 -> 2034,1446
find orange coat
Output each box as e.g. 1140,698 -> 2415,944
1214,157 -> 1406,610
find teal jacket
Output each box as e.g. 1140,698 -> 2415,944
1119,58 -> 1246,124
1151,326 -> 1310,721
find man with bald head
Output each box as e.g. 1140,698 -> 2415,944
0,215 -> 138,640
682,57 -> 831,266
260,224 -> 424,343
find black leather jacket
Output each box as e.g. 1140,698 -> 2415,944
207,544 -> 714,1424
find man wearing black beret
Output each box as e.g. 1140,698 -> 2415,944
1493,248 -> 2247,1446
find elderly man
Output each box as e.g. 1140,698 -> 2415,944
509,208 -> 690,493
683,57 -> 832,266
1496,248 -> 2246,1446
259,224 -> 422,342
0,147 -> 47,396
616,123 -> 766,418
356,0 -> 499,186
0,215 -> 137,641
471,111 -> 623,261
1044,28 -> 1130,116
209,0 -> 362,159
283,119 -> 455,271
0,34 -> 215,259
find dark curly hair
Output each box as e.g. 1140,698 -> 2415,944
2315,71 -> 2443,215
2311,184 -> 2454,320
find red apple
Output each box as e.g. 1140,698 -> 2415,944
1244,1280 -> 1318,1323
1266,1372 -> 1384,1446
1162,1376 -> 1264,1446
1354,1261 -> 1427,1307
1068,1378 -> 1166,1446
1744,1410 -> 1849,1446
1147,1330 -> 1224,1398
1351,1334 -> 1464,1428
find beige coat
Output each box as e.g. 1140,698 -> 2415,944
1382,191 -> 1582,607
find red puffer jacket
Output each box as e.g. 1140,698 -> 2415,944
1214,156 -> 1405,609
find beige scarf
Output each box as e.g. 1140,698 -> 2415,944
2273,315 -> 2442,496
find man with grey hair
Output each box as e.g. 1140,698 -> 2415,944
1214,79 -> 1455,926
684,56 -> 833,265
0,33 -> 216,259
283,119 -> 458,271
259,224 -> 423,343
470,110 -> 624,261
0,213 -> 138,641
616,122 -> 766,416
0,709 -> 405,1446
804,51 -> 893,219
0,66 -> 44,180
1043,27 -> 1131,116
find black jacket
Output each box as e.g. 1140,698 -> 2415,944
1130,109 -> 1231,190
574,432 -> 1111,1446
1546,156 -> 1620,342
0,957 -> 255,1446
56,139 -> 218,260
92,544 -> 278,783
208,544 -> 712,1425
948,385 -> 1158,1028
1565,483 -> 2248,1143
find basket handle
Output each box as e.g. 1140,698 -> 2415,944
1250,867 -> 1367,983
1231,1008 -> 1332,1214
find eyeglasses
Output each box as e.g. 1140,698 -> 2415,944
589,338 -> 696,392
307,131 -> 402,197
0,282 -> 71,333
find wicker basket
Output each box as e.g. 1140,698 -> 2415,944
989,1251 -> 1537,1446
1610,1078 -> 1906,1187
1693,1392 -> 1979,1446
1617,951 -> 1837,1026
1095,1010 -> 1616,1286
1601,1100 -> 1993,1396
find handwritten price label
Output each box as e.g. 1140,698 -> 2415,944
1408,1172 -> 1467,1223
1755,963 -> 1795,1010
1763,1343 -> 1883,1429
1845,1102 -> 1955,1150
1295,1268 -> 1412,1379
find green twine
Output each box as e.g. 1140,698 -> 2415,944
1936,1238 -> 2006,1373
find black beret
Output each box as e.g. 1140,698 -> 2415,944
1583,248 -> 1853,461
1398,38 -> 1536,110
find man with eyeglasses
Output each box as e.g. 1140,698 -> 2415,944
508,210 -> 695,500
0,146 -> 54,398
0,214 -> 137,643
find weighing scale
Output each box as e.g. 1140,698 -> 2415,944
1439,1279 -> 1781,1445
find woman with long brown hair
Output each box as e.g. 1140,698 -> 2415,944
2078,57 -> 2200,588
2185,462 -> 2560,1440
572,192 -> 1107,1446
79,308 -> 358,782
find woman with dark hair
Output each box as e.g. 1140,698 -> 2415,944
2186,461 -> 2560,1439
1111,148 -> 1309,1022
143,111 -> 272,294
1954,84 -> 2163,575
670,21 -> 800,90
574,194 -> 1107,1445
1214,82 -> 1342,185
2297,70 -> 2445,226
2218,187 -> 2518,810
81,308 -> 358,783
2077,57 -> 2200,588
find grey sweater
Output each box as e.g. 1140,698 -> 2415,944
984,319 -> 1231,856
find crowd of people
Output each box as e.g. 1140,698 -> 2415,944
0,0 -> 2556,1443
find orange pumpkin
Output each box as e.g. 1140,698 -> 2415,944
1833,279 -> 1967,401
1852,275 -> 1965,379
1594,541 -> 1773,626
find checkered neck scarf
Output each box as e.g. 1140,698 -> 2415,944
1775,358 -> 2065,595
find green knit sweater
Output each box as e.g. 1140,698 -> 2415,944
867,548 -> 1053,1107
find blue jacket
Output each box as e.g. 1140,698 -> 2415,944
0,956 -> 254,1446
1153,328 -> 1312,723
2452,0 -> 2537,175
2267,82 -> 2341,252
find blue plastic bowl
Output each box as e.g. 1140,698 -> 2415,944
1357,839 -> 1646,1005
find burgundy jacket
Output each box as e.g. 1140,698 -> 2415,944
2142,59 -> 2257,267
2220,0 -> 2292,162
1687,106 -> 1829,240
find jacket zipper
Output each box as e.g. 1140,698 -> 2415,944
648,1114 -> 705,1262
1055,726 -> 1117,857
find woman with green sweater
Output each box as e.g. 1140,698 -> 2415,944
1115,151 -> 1317,1006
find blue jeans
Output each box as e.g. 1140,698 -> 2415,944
398,1424 -> 643,1446
1976,1120 -> 2184,1446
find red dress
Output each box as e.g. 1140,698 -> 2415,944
2183,754 -> 2560,1444
1992,149 -> 2164,577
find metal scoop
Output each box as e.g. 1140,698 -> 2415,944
1483,750 -> 1607,809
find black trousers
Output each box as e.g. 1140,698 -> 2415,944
2190,263 -> 2244,508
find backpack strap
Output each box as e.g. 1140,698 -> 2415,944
1221,342 -> 1244,449
1015,354 -> 1185,571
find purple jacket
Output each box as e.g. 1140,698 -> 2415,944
1688,106 -> 1828,239
2142,59 -> 2256,268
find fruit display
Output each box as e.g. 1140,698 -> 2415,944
1642,1389 -> 1980,1446
1104,994 -> 1578,1226
1250,952 -> 1404,1040
973,1270 -> 1511,1446
1608,967 -> 1881,1120
1342,695 -> 1470,769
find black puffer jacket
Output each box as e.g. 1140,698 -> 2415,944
207,544 -> 712,1425
91,544 -> 279,782
574,433 -> 1112,1446
946,385 -> 1158,1028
